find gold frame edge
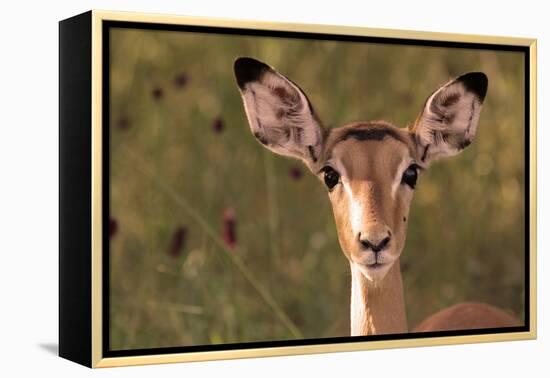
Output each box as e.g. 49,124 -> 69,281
91,10 -> 104,368
94,331 -> 534,368
528,40 -> 537,338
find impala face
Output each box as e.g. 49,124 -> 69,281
234,57 -> 487,283
321,123 -> 420,281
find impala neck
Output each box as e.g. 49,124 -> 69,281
350,260 -> 408,336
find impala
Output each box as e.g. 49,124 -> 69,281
233,57 -> 520,336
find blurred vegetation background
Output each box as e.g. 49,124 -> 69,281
109,28 -> 525,350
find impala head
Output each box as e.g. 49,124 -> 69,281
234,57 -> 488,283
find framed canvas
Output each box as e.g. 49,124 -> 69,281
59,10 -> 537,368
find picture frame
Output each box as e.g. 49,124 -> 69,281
59,10 -> 537,368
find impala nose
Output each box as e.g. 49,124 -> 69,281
358,231 -> 391,253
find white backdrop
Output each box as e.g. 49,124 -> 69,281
0,1 -> 547,376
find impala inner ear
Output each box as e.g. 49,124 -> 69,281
411,72 -> 488,163
233,57 -> 325,168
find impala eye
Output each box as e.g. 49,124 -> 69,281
322,166 -> 340,191
401,164 -> 419,189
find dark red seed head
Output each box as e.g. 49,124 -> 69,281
174,73 -> 188,88
152,87 -> 163,100
289,166 -> 303,180
109,218 -> 118,239
212,117 -> 224,133
116,117 -> 130,130
167,226 -> 187,257
223,208 -> 237,250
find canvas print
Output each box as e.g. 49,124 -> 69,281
107,26 -> 526,352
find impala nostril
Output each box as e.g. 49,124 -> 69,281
361,241 -> 371,250
375,236 -> 391,252
358,234 -> 372,250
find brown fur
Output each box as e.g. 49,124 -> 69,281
414,302 -> 521,332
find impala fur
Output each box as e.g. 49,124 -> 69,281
233,57 -> 520,336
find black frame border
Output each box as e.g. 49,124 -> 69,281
101,20 -> 531,359
59,11 -> 93,367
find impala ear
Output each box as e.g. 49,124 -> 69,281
233,57 -> 325,168
411,72 -> 488,164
